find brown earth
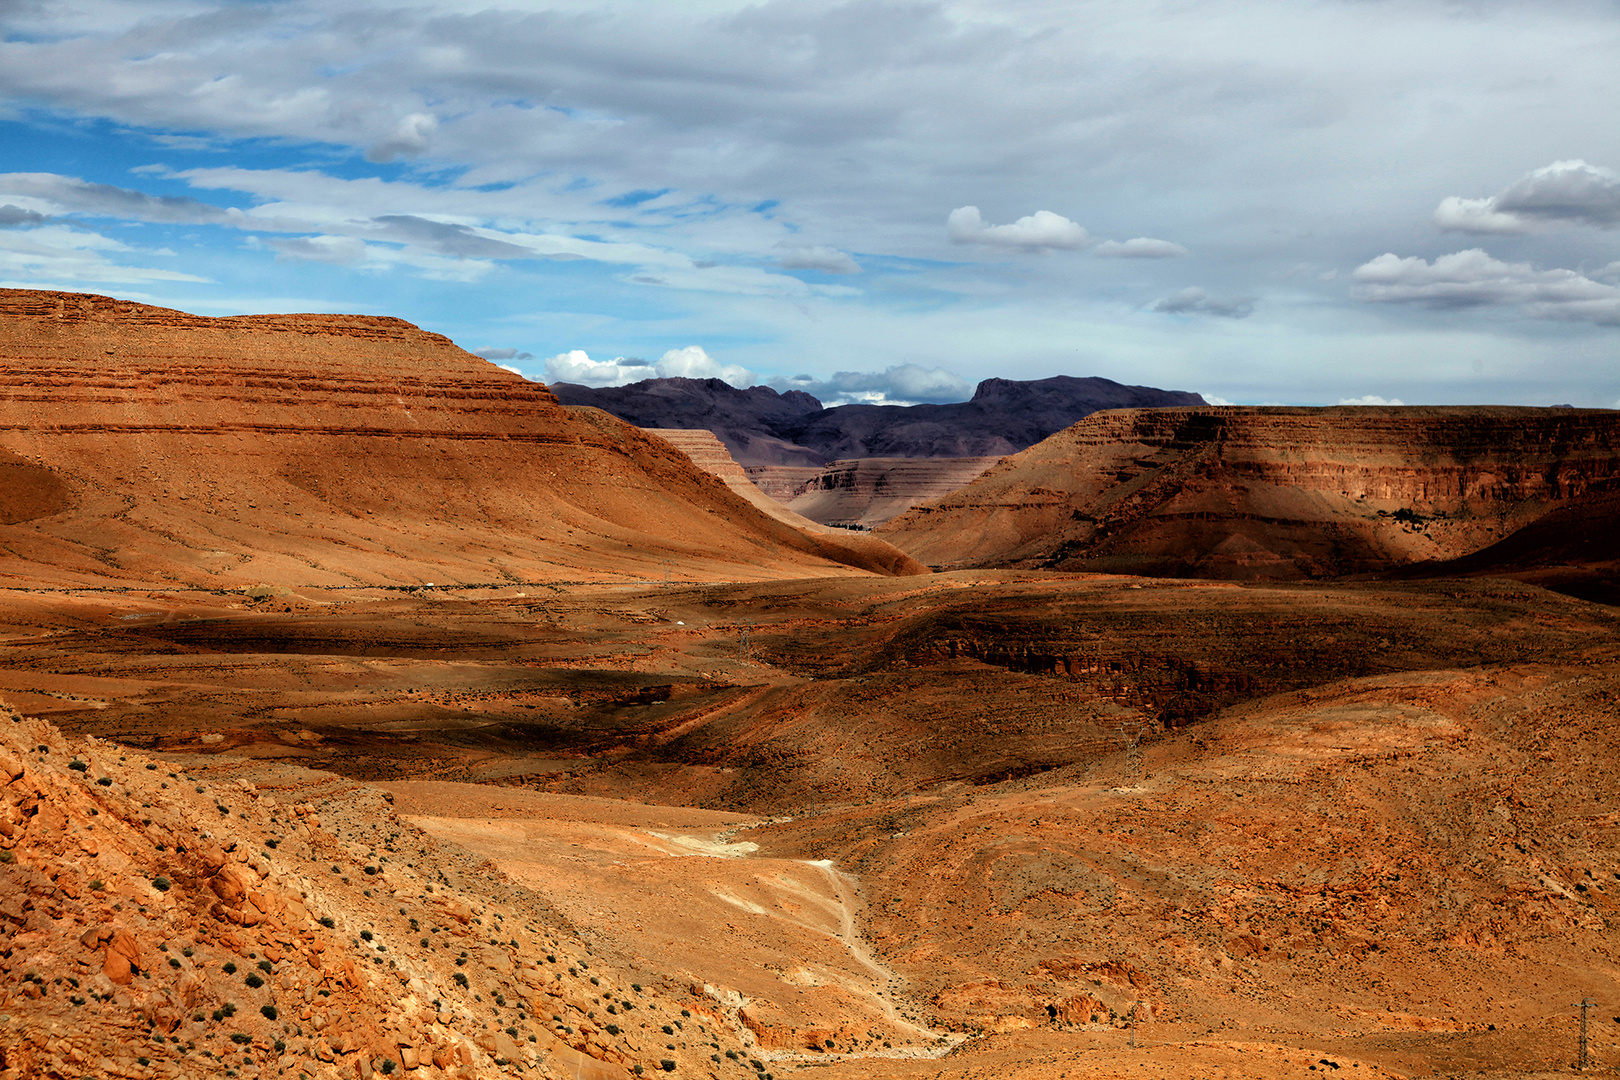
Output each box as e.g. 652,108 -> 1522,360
0,288 -> 918,587
877,406 -> 1620,581
6,292 -> 1620,1080
6,569 -> 1620,1078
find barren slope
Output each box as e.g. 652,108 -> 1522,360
784,457 -> 1001,528
0,289 -> 916,587
879,406 -> 1620,579
0,703 -> 767,1080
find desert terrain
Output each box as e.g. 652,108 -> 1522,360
4,290 -> 1620,1080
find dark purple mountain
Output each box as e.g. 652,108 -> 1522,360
551,374 -> 1205,466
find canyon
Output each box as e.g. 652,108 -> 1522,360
3,290 -> 1619,1080
878,405 -> 1620,584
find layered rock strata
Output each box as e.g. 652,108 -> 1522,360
879,406 -> 1620,578
784,457 -> 1001,528
639,429 -> 926,566
0,289 -> 917,586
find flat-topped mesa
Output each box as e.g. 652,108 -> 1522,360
877,405 -> 1620,578
0,289 -> 922,585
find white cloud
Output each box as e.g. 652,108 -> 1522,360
1151,287 -> 1254,318
367,113 -> 438,163
542,349 -> 657,387
472,347 -> 534,362
540,344 -> 754,388
1337,395 -> 1406,406
1094,237 -> 1188,258
653,345 -> 756,386
947,206 -> 1093,252
1435,160 -> 1620,233
777,244 -> 860,274
0,223 -> 211,285
769,364 -> 973,405
1351,248 -> 1620,324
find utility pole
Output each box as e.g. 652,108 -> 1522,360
1573,998 -> 1597,1070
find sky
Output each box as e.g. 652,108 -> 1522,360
2,0 -> 1619,408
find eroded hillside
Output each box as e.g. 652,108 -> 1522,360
0,289 -> 917,586
878,406 -> 1620,580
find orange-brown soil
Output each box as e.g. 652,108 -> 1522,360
0,288 -> 918,587
7,292 -> 1620,1080
878,406 -> 1620,581
6,569 -> 1620,1078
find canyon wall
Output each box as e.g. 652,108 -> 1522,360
0,289 -> 918,586
878,406 -> 1620,578
784,457 -> 1002,528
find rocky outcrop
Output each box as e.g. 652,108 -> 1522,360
0,698 -> 750,1079
784,457 -> 1001,528
878,406 -> 1620,578
0,289 -> 915,585
557,375 -> 1205,466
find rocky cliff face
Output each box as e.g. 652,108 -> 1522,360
639,429 -> 925,572
555,375 -> 1204,466
878,406 -> 1620,578
784,457 -> 1001,528
0,289 -> 910,585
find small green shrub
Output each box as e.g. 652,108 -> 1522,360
260,1005 -> 277,1021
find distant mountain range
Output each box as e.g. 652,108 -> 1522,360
550,375 -> 1207,465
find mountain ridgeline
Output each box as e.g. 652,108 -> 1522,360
550,375 -> 1207,466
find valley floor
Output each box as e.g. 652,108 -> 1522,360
3,570 -> 1618,1078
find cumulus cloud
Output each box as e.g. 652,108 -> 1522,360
0,204 -> 47,227
947,206 -> 1093,252
653,345 -> 757,385
541,345 -> 754,388
1094,237 -> 1188,258
1435,160 -> 1620,233
1337,395 -> 1406,406
769,364 -> 973,405
542,350 -> 658,387
1151,287 -> 1254,318
268,235 -> 367,264
777,244 -> 860,274
1351,248 -> 1620,324
367,113 -> 438,163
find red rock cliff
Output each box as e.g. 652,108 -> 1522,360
877,406 -> 1620,578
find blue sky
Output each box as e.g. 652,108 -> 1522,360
3,0 -> 1620,407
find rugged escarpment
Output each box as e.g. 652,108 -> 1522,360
639,429 -> 925,572
0,289 -> 913,586
555,376 -> 1204,466
878,406 -> 1620,578
783,458 -> 1001,529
